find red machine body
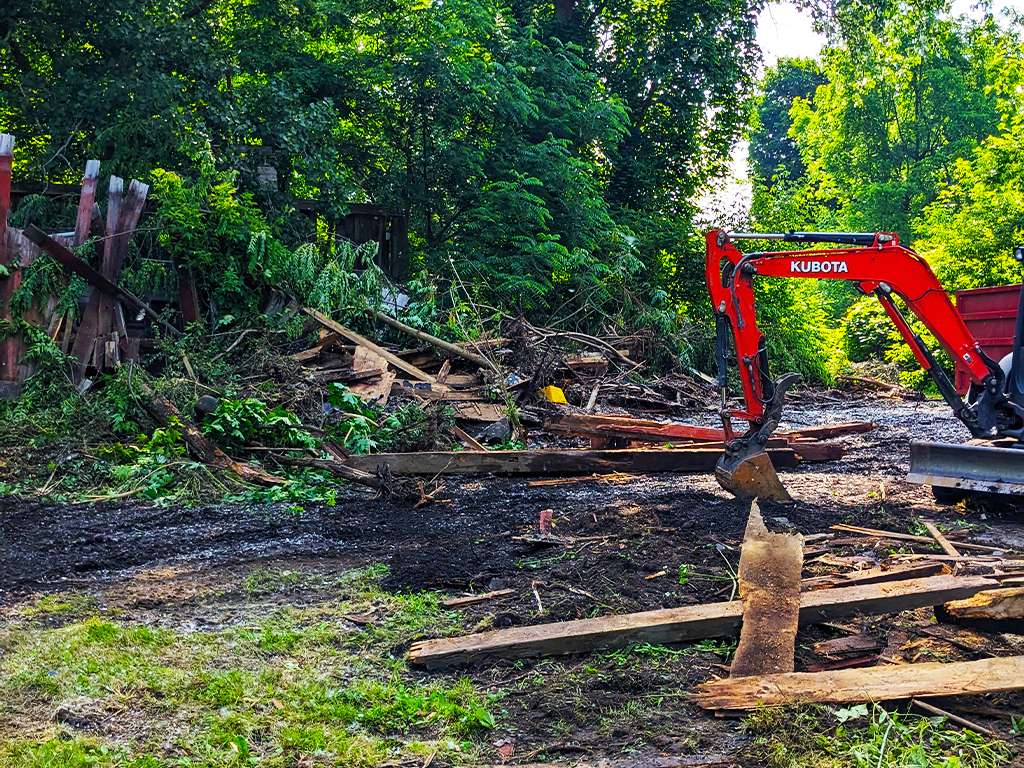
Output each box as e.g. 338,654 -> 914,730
954,284 -> 1023,395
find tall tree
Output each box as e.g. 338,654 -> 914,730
788,0 -> 1002,237
749,58 -> 825,186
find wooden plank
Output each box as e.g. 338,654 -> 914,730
407,575 -> 996,668
74,160 -> 100,245
0,134 -> 17,382
731,502 -> 803,676
545,417 -> 848,463
786,441 -> 845,462
543,413 -> 726,443
349,369 -> 395,404
922,520 -> 961,558
543,415 -> 874,446
392,379 -> 487,402
372,309 -> 495,371
812,634 -> 881,657
451,425 -> 486,451
302,306 -> 438,384
802,561 -> 945,591
93,176 -> 124,342
830,523 -> 1004,553
449,402 -> 507,422
695,655 -> 1024,710
345,447 -> 800,477
176,258 -> 200,326
443,589 -> 515,607
784,422 -> 875,439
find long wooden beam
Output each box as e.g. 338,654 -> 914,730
542,414 -> 874,445
345,447 -> 799,476
695,655 -> 1024,710
303,306 -> 437,384
407,575 -> 995,668
372,309 -> 496,371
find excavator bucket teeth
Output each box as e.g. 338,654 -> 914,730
715,450 -> 793,502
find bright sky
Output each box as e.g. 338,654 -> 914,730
698,0 -> 1024,221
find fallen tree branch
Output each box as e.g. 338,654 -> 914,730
135,378 -> 283,486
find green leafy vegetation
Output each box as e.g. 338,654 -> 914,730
743,704 -> 1012,768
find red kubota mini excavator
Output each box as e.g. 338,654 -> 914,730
705,229 -> 1024,502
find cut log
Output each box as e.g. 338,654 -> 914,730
345,447 -> 800,477
407,574 -> 995,668
302,307 -> 438,384
694,655 -> 1024,710
731,502 -> 803,677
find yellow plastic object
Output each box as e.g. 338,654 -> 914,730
539,385 -> 568,404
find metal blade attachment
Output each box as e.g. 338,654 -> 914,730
715,373 -> 800,502
908,441 -> 1024,496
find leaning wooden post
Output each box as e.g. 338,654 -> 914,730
74,160 -> 101,245
0,134 -> 18,385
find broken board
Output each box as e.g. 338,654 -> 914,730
695,655 -> 1024,710
345,447 -> 799,476
731,502 -> 803,677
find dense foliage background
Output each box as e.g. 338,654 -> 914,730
1,0 -> 1023,386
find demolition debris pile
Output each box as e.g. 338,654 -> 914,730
0,133 -> 868,505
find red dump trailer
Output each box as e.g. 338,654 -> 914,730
954,283 -> 1022,395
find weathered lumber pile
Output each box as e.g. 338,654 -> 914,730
0,135 -> 169,395
0,130 -> 868,493
409,508 -> 1024,722
284,287 -> 869,481
408,573 -> 997,669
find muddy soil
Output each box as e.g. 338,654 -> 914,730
2,392 -> 1023,764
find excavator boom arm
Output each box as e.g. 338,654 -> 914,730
705,229 -> 1010,440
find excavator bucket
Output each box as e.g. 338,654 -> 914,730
715,444 -> 793,502
714,373 -> 800,502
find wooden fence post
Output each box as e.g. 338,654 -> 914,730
0,134 -> 18,388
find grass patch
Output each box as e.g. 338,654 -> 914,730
742,704 -> 1013,768
18,592 -> 99,623
0,564 -> 493,767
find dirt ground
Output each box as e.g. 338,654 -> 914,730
2,391 -> 1023,766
